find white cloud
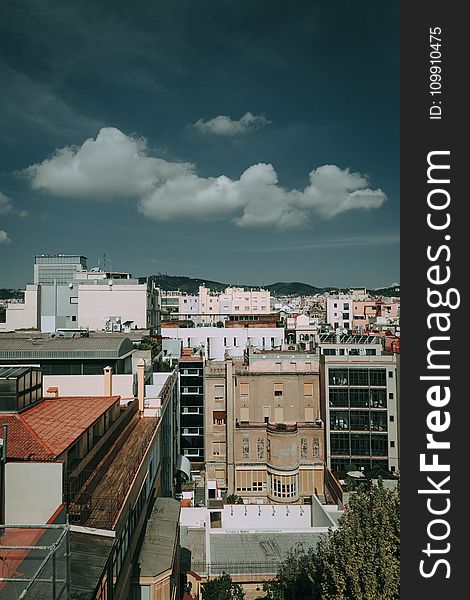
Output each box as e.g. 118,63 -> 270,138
23,127 -> 386,228
192,112 -> 270,135
0,192 -> 28,217
24,127 -> 193,200
0,230 -> 11,245
299,165 -> 386,218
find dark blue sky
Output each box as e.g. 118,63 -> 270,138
0,0 -> 399,288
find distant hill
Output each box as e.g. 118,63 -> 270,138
146,274 -> 399,297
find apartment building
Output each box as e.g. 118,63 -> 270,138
318,334 -> 399,474
204,349 -> 325,504
161,325 -> 285,361
177,285 -> 271,325
1,254 -> 161,334
179,349 -> 205,468
0,364 -> 181,599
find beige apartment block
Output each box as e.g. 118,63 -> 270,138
205,350 -> 325,504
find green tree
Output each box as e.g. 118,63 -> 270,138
202,572 -> 245,599
226,494 -> 244,505
265,480 -> 400,600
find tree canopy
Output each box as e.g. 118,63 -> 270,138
202,572 -> 245,600
264,481 -> 400,600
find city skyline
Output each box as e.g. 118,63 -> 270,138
0,0 -> 399,288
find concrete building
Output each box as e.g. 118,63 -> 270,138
319,334 -> 399,475
161,325 -> 285,361
204,349 -> 325,504
1,254 -> 161,335
179,349 -> 205,468
0,285 -> 40,332
0,363 -> 181,599
180,497 -> 341,600
0,335 -> 137,375
177,285 -> 271,325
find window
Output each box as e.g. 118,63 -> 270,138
313,439 -> 320,458
365,348 -> 376,355
329,369 -> 348,385
257,438 -> 265,459
350,411 -> 370,431
214,385 -> 224,400
213,411 -> 226,425
343,303 -> 349,310
349,388 -> 369,408
351,434 -> 370,455
240,407 -> 250,422
343,313 -> 350,320
274,407 -> 284,423
330,389 -> 349,407
263,406 -> 271,421
323,348 -> 336,355
274,382 -> 283,397
371,434 -> 388,456
349,368 -> 368,386
240,382 -> 249,396
243,436 -> 250,459
369,369 -> 386,386
300,437 -> 308,459
304,382 -> 313,396
304,407 -> 314,422
213,442 -> 226,456
388,371 -> 394,378
389,415 -> 395,422
389,393 -> 394,400
331,433 -> 350,455
390,440 -> 395,448
330,411 -> 349,430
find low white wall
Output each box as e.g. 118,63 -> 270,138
5,462 -> 63,524
43,374 -> 134,399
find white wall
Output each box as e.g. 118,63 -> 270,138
161,327 -> 285,360
5,462 -> 63,524
78,284 -> 148,330
0,285 -> 39,331
43,374 -> 134,399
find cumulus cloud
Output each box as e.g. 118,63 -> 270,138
299,165 -> 386,218
0,230 -> 11,245
192,112 -> 270,135
23,127 -> 193,200
23,127 -> 386,228
0,192 -> 28,218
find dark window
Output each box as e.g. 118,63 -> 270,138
371,434 -> 388,456
369,369 -> 386,386
329,369 -> 348,386
330,411 -> 349,430
389,393 -> 394,400
366,349 -> 376,356
331,433 -> 350,455
330,389 -> 349,408
351,434 -> 370,456
370,388 -> 386,408
349,388 -> 369,408
350,411 -> 370,431
349,369 -> 369,386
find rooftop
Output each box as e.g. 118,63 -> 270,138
0,396 -> 120,460
0,337 -> 134,360
137,498 -> 181,578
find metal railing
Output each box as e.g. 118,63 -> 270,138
0,524 -> 70,600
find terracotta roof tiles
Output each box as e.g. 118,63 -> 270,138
0,396 -> 120,461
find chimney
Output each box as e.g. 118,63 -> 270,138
104,366 -> 113,396
137,359 -> 145,414
46,387 -> 59,399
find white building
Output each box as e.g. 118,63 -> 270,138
161,326 -> 285,360
0,285 -> 40,331
178,285 -> 271,324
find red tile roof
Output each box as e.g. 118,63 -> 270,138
0,396 -> 120,461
